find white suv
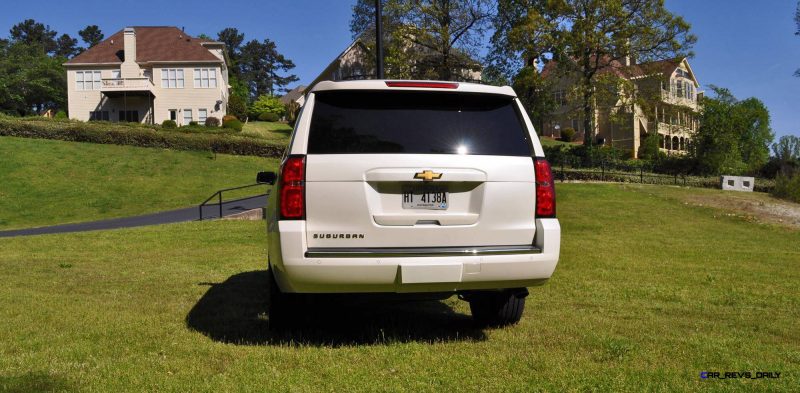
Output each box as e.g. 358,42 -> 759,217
259,80 -> 560,327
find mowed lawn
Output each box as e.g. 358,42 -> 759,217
0,137 -> 279,230
241,121 -> 293,144
0,184 -> 798,392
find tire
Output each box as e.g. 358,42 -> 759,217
467,289 -> 528,327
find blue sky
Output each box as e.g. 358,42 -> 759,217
1,0 -> 797,139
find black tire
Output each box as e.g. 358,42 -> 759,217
467,289 -> 527,327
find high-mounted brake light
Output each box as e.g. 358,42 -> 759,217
385,81 -> 459,89
534,158 -> 556,218
280,155 -> 306,220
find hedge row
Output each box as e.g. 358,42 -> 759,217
0,117 -> 285,158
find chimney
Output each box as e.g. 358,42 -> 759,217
622,39 -> 634,67
123,28 -> 136,63
121,27 -> 141,78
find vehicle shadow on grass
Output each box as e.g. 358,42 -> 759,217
185,270 -> 487,346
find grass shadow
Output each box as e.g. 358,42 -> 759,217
185,270 -> 487,347
0,372 -> 70,393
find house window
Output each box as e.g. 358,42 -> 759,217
193,68 -> 217,88
198,109 -> 208,123
161,69 -> 184,88
183,109 -> 192,124
89,111 -> 109,121
111,70 -> 121,79
169,110 -> 177,121
76,71 -> 101,90
553,90 -> 566,107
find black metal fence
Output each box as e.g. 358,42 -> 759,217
553,157 -> 775,192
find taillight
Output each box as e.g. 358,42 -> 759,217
280,155 -> 305,219
385,81 -> 459,89
534,158 -> 556,218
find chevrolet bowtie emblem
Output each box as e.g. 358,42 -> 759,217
414,170 -> 442,181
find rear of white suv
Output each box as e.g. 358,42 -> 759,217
262,80 -> 560,327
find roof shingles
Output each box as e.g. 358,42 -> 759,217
66,26 -> 221,65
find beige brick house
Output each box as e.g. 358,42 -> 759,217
541,56 -> 701,158
64,26 -> 228,125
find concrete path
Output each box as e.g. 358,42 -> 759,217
0,194 -> 268,239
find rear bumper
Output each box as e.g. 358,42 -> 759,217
271,219 -> 560,293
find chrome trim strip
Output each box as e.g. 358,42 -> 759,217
305,245 -> 542,258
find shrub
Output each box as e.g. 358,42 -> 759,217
222,115 -> 238,123
227,94 -> 248,120
223,118 -> 243,132
637,132 -> 661,161
249,95 -> 285,119
286,101 -> 301,127
54,110 -> 68,119
772,172 -> 800,203
189,121 -> 198,126
258,112 -> 279,122
0,116 -> 284,158
161,120 -> 177,129
560,128 -> 576,142
205,117 -> 220,127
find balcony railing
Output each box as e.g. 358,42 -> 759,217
660,89 -> 698,107
657,122 -> 695,135
100,78 -> 154,92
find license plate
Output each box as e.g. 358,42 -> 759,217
402,186 -> 448,210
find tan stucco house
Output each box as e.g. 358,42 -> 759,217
64,26 -> 228,125
541,56 -> 701,158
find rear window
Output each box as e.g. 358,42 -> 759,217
307,90 -> 532,156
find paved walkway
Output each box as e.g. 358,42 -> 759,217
0,194 -> 268,238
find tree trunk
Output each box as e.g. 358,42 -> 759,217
582,74 -> 594,147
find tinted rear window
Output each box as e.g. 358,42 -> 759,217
307,90 -> 532,156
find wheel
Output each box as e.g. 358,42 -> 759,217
467,288 -> 528,327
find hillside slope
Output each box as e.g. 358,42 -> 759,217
0,136 -> 278,230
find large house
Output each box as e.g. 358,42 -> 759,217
303,37 -> 482,95
541,56 -> 701,158
64,26 -> 229,125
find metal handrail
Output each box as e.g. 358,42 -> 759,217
198,183 -> 269,221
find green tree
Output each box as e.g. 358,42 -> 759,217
239,39 -> 298,98
637,132 -> 662,161
350,0 -> 490,81
217,27 -> 245,75
226,94 -> 247,121
78,25 -> 104,48
692,86 -> 773,175
511,64 -> 555,133
0,40 -> 66,115
773,135 -> 800,162
248,95 -> 286,119
54,33 -> 80,58
9,19 -> 58,55
488,0 -> 696,146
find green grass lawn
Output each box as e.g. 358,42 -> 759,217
540,136 -> 574,147
0,136 -> 279,230
241,121 -> 293,144
0,183 -> 797,391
